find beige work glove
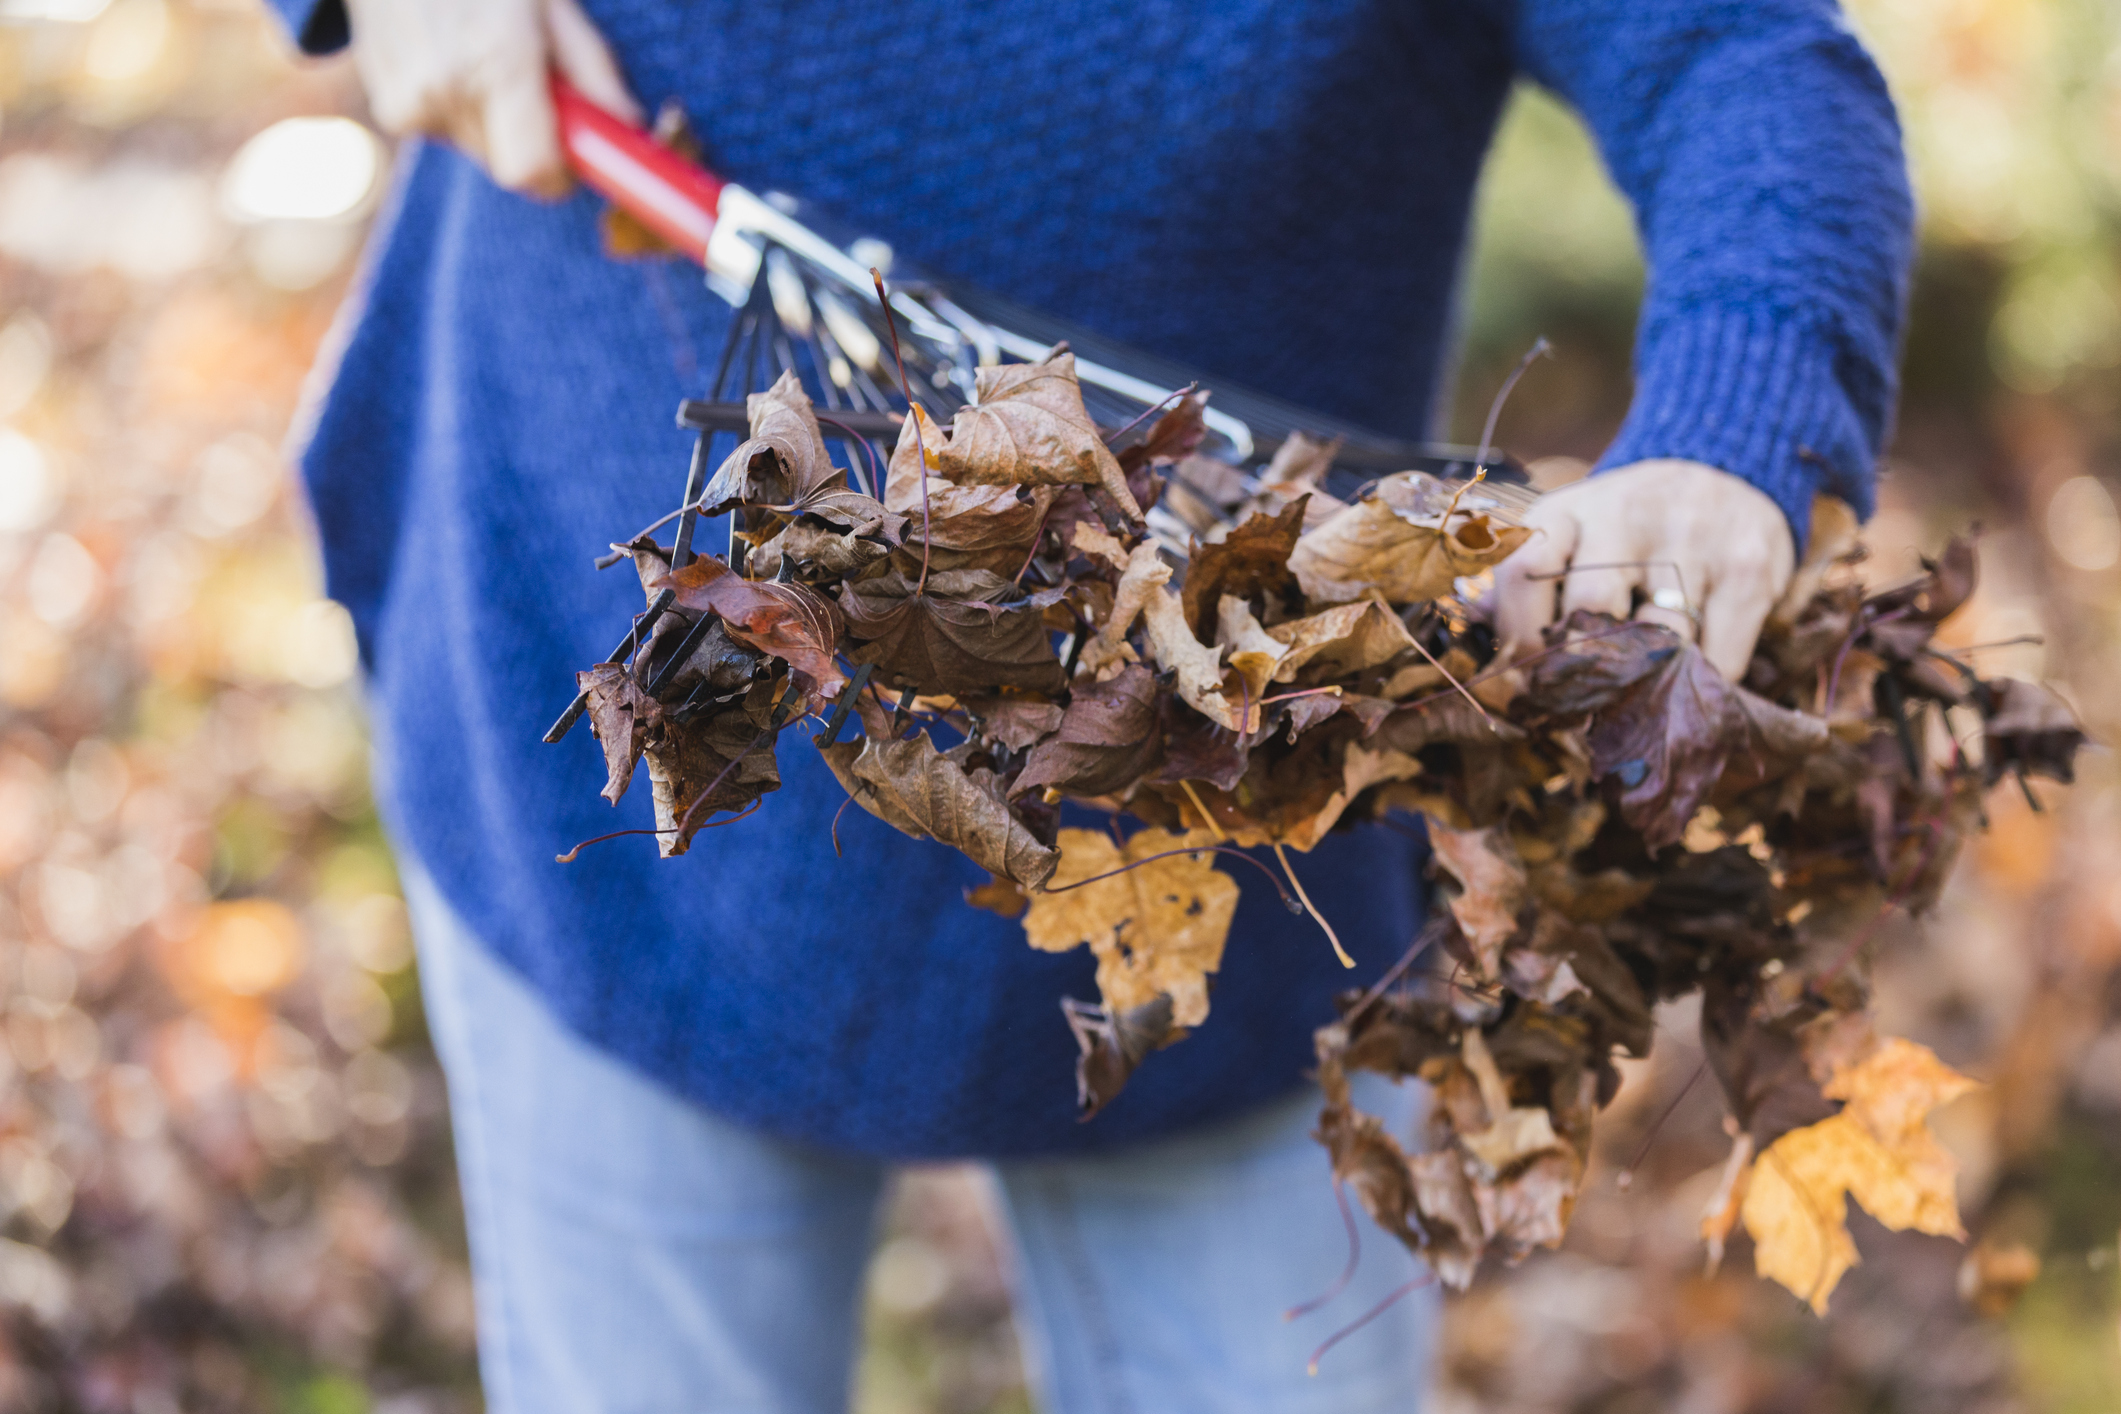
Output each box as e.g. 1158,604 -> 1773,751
343,0 -> 642,197
1493,459 -> 1796,681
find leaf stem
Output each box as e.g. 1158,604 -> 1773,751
1282,1179 -> 1362,1321
1041,844 -> 1301,915
1471,337 -> 1550,480
1405,633 -> 1496,733
1101,382 -> 1197,448
1276,842 -> 1353,968
1304,1274 -> 1433,1375
1176,779 -> 1227,843
1614,1058 -> 1707,1190
817,415 -> 885,500
871,269 -> 934,596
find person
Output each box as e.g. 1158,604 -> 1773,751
261,0 -> 1913,1408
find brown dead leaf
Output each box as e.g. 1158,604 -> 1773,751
1317,1099 -> 1424,1250
1261,430 -> 1341,490
749,517 -> 896,579
1979,678 -> 2085,785
654,558 -> 848,709
1069,519 -> 1132,574
1700,977 -> 1841,1149
1077,541 -> 1171,677
1477,1150 -> 1579,1260
643,691 -> 782,856
1216,595 -> 1290,707
1455,1027 -> 1566,1177
887,405 -> 1056,570
940,350 -> 1142,521
577,663 -> 657,805
1267,600 -> 1419,683
1408,1149 -> 1488,1289
1532,612 -> 1825,849
839,566 -> 1065,698
1115,392 -> 1209,508
1140,581 -> 1240,730
1063,994 -> 1180,1119
697,370 -> 903,536
819,720 -> 1060,889
1288,487 -> 1531,606
968,697 -> 1065,752
1022,827 -> 1237,1027
1425,820 -> 1527,978
1011,664 -> 1164,799
1179,498 -> 1306,637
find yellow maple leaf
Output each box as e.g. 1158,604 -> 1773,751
1740,1038 -> 1979,1313
1022,828 -> 1238,1028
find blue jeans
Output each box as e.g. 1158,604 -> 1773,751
406,868 -> 1438,1413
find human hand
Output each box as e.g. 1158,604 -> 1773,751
342,0 -> 641,197
1493,459 -> 1795,681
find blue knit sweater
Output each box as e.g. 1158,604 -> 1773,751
273,0 -> 1910,1158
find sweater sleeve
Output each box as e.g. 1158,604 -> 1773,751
1512,0 -> 1914,540
263,0 -> 348,55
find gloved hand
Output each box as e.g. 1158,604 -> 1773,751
1493,459 -> 1795,681
342,0 -> 641,197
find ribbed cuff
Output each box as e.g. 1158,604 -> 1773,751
1595,305 -> 1880,552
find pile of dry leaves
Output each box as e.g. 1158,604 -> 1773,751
564,349 -> 2085,1312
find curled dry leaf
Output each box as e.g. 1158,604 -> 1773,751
1455,1027 -> 1568,1179
1315,1099 -> 1425,1249
749,518 -> 896,579
1267,600 -> 1419,683
1140,582 -> 1240,731
577,663 -> 658,805
696,369 -> 836,515
1011,664 -> 1164,800
939,350 -> 1143,522
1978,678 -> 2085,785
1740,1038 -> 1978,1313
698,369 -> 905,537
1115,394 -> 1208,516
1179,498 -> 1307,637
1077,541 -> 1171,676
644,687 -> 783,857
819,718 -> 1060,890
1062,994 -> 1179,1119
1217,595 -> 1290,711
655,558 -> 848,709
1288,475 -> 1530,606
1425,819 -> 1527,979
1022,828 -> 1238,1029
1531,612 -> 1825,849
887,405 -> 1056,570
1070,519 -> 1132,574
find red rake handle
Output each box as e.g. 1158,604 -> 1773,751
552,73 -> 726,264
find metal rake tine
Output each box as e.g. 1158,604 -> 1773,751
813,662 -> 874,746
545,587 -> 677,743
645,609 -> 721,697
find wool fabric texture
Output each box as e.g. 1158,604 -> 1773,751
272,0 -> 1911,1157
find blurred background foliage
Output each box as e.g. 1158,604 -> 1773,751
0,0 -> 2116,1410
